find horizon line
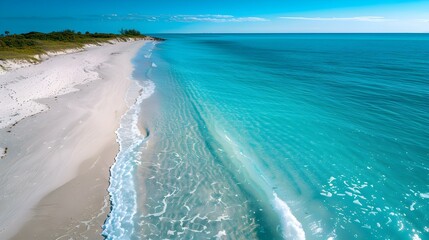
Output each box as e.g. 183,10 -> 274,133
3,31 -> 429,35
149,32 -> 429,34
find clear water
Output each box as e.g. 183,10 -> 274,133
103,34 -> 429,239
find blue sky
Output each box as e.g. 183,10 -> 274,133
1,0 -> 428,33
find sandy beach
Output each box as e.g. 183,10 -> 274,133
0,40 -> 147,239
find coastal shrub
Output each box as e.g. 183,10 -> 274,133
0,36 -> 37,48
120,29 -> 144,37
20,30 -> 115,42
0,30 -> 161,60
1,30 -> 148,46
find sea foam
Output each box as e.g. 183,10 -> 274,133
102,80 -> 155,239
211,125 -> 306,239
273,193 -> 306,240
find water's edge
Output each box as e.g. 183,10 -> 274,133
102,42 -> 156,239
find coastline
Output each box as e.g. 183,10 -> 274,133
0,40 -> 147,239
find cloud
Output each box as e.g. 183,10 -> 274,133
279,16 -> 391,22
0,14 -> 268,23
97,14 -> 268,23
100,13 -> 157,21
414,19 -> 429,23
170,15 -> 268,22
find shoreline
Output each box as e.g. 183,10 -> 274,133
0,40 -> 147,239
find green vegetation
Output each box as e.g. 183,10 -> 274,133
120,28 -> 143,36
0,29 -> 162,61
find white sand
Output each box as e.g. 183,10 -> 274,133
0,40 -> 148,239
0,41 -> 128,129
0,38 -> 144,75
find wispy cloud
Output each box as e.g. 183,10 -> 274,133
98,14 -> 268,23
170,15 -> 268,22
101,13 -> 157,21
414,18 -> 429,23
0,14 -> 268,23
280,16 -> 391,22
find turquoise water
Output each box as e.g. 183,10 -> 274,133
103,34 -> 429,239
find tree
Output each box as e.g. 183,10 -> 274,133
5,31 -> 10,36
119,29 -> 142,36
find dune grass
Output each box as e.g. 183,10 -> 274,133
0,29 -> 154,61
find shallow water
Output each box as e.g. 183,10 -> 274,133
103,34 -> 429,239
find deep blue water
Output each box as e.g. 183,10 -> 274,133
103,34 -> 429,239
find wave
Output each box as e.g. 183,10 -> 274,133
102,80 -> 155,239
273,192 -> 306,240
207,122 -> 306,239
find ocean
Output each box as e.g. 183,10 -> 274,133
102,34 -> 429,239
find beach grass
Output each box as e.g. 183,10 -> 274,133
0,29 -> 159,61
